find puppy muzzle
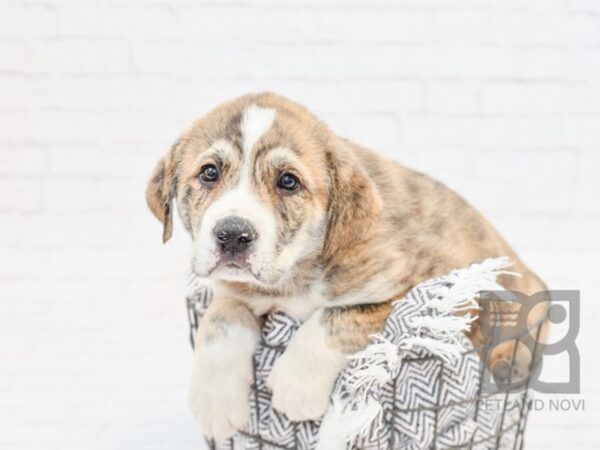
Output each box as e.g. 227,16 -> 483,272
213,216 -> 258,261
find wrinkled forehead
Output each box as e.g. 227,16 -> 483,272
180,103 -> 326,183
212,105 -> 289,167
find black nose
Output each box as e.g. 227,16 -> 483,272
213,216 -> 257,255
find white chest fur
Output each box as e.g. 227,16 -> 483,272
232,280 -> 329,321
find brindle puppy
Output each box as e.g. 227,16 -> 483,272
146,92 -> 548,440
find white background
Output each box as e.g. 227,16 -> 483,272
1,0 -> 599,449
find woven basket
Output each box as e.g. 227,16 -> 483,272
185,260 -> 545,450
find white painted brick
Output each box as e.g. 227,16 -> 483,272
513,46 -> 571,79
97,179 -> 147,215
207,81 -> 379,117
481,82 -> 588,114
566,82 -> 595,114
0,111 -> 26,144
563,115 -> 600,146
508,117 -> 563,148
126,214 -> 191,250
492,215 -> 555,251
0,213 -> 24,246
466,180 -> 572,215
48,145 -> 102,176
265,80 -> 426,114
488,0 -> 571,10
254,9 -> 319,42
316,9 -> 433,43
0,145 -> 47,176
131,39 -> 201,76
0,76 -> 27,108
551,216 -> 600,250
0,422 -> 98,445
326,114 -> 400,150
0,75 -> 56,109
0,280 -> 50,308
102,4 -> 179,37
0,177 -> 41,211
0,40 -> 28,72
592,82 -> 600,114
130,109 -> 186,144
465,45 -> 517,78
31,38 -> 132,74
0,247 -> 47,278
470,150 -> 577,186
402,115 -> 509,148
571,0 -> 600,12
490,11 -> 600,45
572,46 -> 600,79
572,149 -> 600,216
570,13 -> 600,44
56,2 -> 103,37
17,215 -> 99,247
42,179 -> 98,212
29,110 -> 131,144
51,76 -> 110,109
99,146 -> 151,178
431,9 -> 491,42
426,81 -> 479,113
404,44 -> 516,78
176,6 -> 317,43
103,76 -> 189,109
249,44 -> 367,79
465,117 -> 511,148
0,5 -> 57,37
410,146 -> 470,188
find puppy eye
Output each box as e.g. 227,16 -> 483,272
199,164 -> 219,185
276,173 -> 300,192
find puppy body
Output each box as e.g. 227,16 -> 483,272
147,93 -> 547,439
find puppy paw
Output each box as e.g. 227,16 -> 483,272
189,347 -> 253,439
267,352 -> 331,421
267,347 -> 345,422
189,363 -> 252,439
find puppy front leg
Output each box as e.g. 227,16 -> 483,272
189,293 -> 260,440
268,302 -> 391,421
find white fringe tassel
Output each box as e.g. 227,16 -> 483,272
410,314 -> 476,343
318,399 -> 384,450
316,257 -> 516,449
400,336 -> 464,362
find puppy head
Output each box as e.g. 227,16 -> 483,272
147,93 -> 381,288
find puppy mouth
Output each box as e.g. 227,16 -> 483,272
224,261 -> 244,269
208,253 -> 263,281
216,252 -> 250,269
197,248 -> 280,285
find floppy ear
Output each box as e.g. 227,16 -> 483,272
323,143 -> 383,261
146,146 -> 178,243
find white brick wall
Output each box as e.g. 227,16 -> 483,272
1,0 -> 599,448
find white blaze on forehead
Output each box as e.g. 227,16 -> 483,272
240,105 -> 277,154
192,105 -> 279,281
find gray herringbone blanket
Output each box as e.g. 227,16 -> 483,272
186,258 -> 528,450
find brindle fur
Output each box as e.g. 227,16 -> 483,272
147,92 -> 548,379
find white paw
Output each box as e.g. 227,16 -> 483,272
189,329 -> 257,440
266,311 -> 348,422
189,355 -> 252,439
267,352 -> 338,421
